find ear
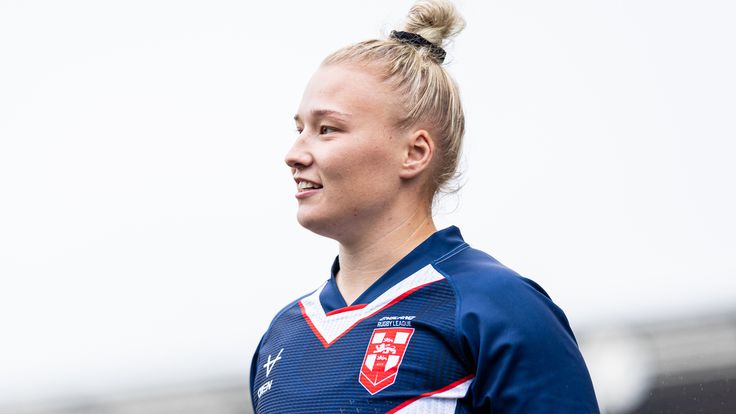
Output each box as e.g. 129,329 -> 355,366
399,129 -> 435,179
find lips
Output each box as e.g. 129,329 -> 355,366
294,177 -> 323,198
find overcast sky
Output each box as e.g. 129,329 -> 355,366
1,0 -> 734,406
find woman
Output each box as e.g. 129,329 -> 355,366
250,1 -> 599,412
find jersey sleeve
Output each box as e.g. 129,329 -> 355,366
449,264 -> 600,413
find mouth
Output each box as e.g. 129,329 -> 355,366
296,178 -> 323,193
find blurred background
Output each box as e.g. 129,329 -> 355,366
1,1 -> 734,413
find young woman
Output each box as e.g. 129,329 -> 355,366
250,1 -> 599,412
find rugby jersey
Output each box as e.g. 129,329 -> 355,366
250,226 -> 599,413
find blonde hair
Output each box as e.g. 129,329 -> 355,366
323,0 -> 466,204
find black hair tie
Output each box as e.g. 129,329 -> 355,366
390,30 -> 447,63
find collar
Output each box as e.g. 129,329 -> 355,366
319,226 -> 467,314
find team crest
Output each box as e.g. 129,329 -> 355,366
359,327 -> 414,394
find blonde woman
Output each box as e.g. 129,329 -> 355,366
250,1 -> 599,412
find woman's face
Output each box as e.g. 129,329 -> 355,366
286,63 -> 409,240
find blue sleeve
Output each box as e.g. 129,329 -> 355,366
446,263 -> 600,413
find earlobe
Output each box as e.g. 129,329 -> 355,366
399,129 -> 435,179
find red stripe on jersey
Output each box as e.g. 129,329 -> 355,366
325,303 -> 368,316
298,300 -> 331,347
299,279 -> 441,348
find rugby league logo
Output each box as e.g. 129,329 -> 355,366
359,327 -> 415,394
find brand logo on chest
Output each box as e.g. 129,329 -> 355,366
359,327 -> 414,394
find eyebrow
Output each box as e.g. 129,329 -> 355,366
293,109 -> 352,122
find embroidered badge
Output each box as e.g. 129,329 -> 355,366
359,327 -> 415,394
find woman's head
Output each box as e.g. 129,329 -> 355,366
286,0 -> 465,241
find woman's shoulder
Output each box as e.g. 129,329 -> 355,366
433,245 -> 553,305
432,245 -> 574,337
264,284 -> 323,329
432,245 -> 598,412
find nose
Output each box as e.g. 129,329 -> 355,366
284,134 -> 313,171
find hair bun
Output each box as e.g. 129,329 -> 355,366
402,0 -> 465,47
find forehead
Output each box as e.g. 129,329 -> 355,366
297,64 -> 397,122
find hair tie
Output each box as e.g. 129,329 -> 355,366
390,30 -> 446,63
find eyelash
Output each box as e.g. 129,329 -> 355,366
294,126 -> 338,135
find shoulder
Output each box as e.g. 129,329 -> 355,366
433,246 -> 565,329
434,245 -> 576,344
432,245 -> 599,412
259,284 -> 322,342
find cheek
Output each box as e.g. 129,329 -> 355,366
336,146 -> 398,193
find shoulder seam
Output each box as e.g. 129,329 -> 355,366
434,243 -> 469,265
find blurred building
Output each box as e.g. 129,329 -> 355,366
579,309 -> 736,413
3,310 -> 735,414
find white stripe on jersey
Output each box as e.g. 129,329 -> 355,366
389,376 -> 474,414
299,264 -> 445,346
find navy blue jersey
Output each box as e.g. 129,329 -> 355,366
250,226 -> 599,413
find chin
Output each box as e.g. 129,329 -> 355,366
296,209 -> 330,236
296,208 -> 351,241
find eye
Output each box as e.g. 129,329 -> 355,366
295,127 -> 303,134
320,125 -> 337,134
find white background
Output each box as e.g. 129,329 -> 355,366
1,0 -> 734,405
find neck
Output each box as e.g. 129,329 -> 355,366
335,206 -> 437,305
